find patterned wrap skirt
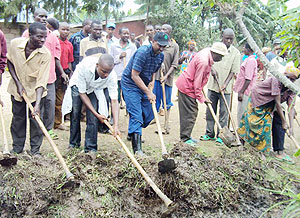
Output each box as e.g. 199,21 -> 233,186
237,98 -> 274,152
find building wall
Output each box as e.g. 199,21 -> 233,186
108,20 -> 145,39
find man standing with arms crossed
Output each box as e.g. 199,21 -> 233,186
8,22 -> 51,155
153,24 -> 179,134
121,32 -> 169,156
200,28 -> 240,145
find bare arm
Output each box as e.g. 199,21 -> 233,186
222,71 -> 235,91
131,69 -> 155,102
55,58 -> 69,82
287,97 -> 295,136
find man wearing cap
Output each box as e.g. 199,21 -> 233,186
153,24 -> 179,134
121,32 -> 168,156
200,28 -> 240,145
106,23 -> 118,52
176,42 -> 228,146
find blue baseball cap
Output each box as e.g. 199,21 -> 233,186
107,23 -> 116,29
153,32 -> 169,46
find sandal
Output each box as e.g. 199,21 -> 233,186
184,139 -> 197,147
274,154 -> 295,165
215,137 -> 224,146
200,135 -> 216,141
48,129 -> 59,140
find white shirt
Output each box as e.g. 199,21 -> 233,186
62,56 -> 118,117
69,56 -> 118,99
110,40 -> 137,80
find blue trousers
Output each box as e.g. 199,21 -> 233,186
122,85 -> 154,135
153,80 -> 173,112
70,86 -> 99,152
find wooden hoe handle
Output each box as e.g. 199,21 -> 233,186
214,77 -> 241,144
202,90 -> 222,129
22,94 -> 74,179
151,102 -> 168,156
0,104 -> 9,154
103,120 -> 173,207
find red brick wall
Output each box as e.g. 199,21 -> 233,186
106,20 -> 145,39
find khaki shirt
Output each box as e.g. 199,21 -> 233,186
79,36 -> 108,60
7,37 -> 51,103
207,45 -> 240,94
155,40 -> 179,87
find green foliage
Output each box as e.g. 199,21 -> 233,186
133,0 -> 169,15
149,0 -> 217,51
259,167 -> 300,218
43,0 -> 78,21
277,6 -> 300,67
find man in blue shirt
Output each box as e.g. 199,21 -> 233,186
121,32 -> 169,156
69,19 -> 92,70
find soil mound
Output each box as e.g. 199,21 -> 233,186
0,144 -> 297,217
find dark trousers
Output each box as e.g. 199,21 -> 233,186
205,90 -> 230,138
178,91 -> 198,142
272,111 -> 285,152
11,96 -> 45,154
69,86 -> 99,152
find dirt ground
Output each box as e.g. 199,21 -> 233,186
0,71 -> 300,218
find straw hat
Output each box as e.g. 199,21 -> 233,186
210,42 -> 228,56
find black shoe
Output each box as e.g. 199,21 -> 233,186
127,134 -> 132,141
131,133 -> 144,156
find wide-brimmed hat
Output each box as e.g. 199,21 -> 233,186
210,42 -> 228,56
153,32 -> 169,46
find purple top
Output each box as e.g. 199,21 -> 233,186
251,77 -> 281,108
0,30 -> 7,74
233,55 -> 257,96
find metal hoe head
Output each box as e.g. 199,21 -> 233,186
219,126 -> 236,147
158,158 -> 176,173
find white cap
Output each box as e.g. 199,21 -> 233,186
210,42 -> 228,56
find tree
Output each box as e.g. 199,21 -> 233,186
3,0 -> 37,24
149,0 -> 217,51
43,0 -> 78,22
101,0 -> 124,25
277,6 -> 300,67
134,0 -> 170,25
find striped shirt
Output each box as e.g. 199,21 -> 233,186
79,36 -> 107,61
121,45 -> 164,89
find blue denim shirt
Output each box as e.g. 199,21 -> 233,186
121,44 -> 164,89
69,30 -> 87,69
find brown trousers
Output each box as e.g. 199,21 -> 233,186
178,91 -> 199,142
54,84 -> 65,128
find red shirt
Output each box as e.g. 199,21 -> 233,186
59,38 -> 74,70
176,48 -> 214,103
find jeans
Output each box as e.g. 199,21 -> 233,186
69,86 -> 99,152
205,90 -> 230,138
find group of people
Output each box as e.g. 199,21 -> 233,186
0,8 -> 299,164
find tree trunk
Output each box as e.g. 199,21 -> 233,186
234,1 -> 300,94
26,5 -> 29,26
64,0 -> 67,20
146,0 -> 150,25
